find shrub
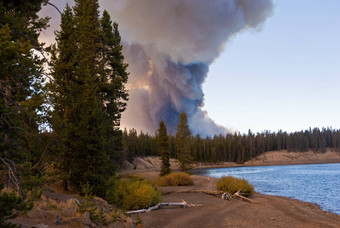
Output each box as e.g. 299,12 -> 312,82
105,177 -> 161,210
0,184 -> 27,227
216,176 -> 254,197
157,172 -> 193,186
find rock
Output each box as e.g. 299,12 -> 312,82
82,212 -> 93,226
93,196 -> 112,212
35,224 -> 49,228
61,208 -> 77,218
27,209 -> 57,221
65,198 -> 79,208
54,214 -> 66,225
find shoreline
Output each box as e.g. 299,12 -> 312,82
123,151 -> 340,226
192,159 -> 340,170
192,170 -> 340,216
193,150 -> 340,170
135,171 -> 340,227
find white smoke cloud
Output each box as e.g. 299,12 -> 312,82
39,0 -> 274,137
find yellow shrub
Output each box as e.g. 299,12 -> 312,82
216,176 -> 254,196
157,172 -> 193,186
105,177 -> 161,210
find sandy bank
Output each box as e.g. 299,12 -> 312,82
133,171 -> 340,228
244,150 -> 340,167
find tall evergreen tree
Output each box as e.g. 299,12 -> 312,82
49,0 -> 129,196
175,113 -> 193,171
70,0 -> 113,196
99,10 -> 129,166
100,10 -> 129,126
157,120 -> 171,176
0,0 -> 47,190
49,4 -> 77,191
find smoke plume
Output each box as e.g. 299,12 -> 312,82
39,0 -> 274,137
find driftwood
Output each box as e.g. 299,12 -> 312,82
233,191 -> 259,204
164,189 -> 224,196
127,200 -> 202,214
221,192 -> 232,200
127,189 -> 258,214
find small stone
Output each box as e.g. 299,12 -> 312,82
55,214 -> 65,225
61,208 -> 77,218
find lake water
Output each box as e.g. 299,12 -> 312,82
194,163 -> 340,215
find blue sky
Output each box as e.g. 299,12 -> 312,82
203,0 -> 340,134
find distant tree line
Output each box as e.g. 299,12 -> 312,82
123,127 -> 340,164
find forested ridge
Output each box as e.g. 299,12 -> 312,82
123,127 -> 340,164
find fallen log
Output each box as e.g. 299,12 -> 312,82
127,199 -> 202,214
162,189 -> 258,203
233,191 -> 259,204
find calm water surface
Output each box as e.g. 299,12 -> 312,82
194,163 -> 340,215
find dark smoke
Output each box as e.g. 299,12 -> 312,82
39,0 -> 274,137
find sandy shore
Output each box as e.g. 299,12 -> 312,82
133,171 -> 340,228
124,151 -> 340,227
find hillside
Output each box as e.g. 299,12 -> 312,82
245,150 -> 340,166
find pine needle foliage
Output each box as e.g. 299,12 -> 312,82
175,113 -> 193,172
0,2 -> 47,225
157,120 -> 171,176
48,0 -> 129,196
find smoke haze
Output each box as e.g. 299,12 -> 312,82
39,0 -> 274,137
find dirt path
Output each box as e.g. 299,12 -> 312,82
134,172 -> 340,228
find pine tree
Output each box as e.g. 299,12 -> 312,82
0,0 -> 47,190
70,0 -> 113,196
100,10 -> 129,126
99,10 -> 129,166
175,113 -> 193,172
48,4 -> 77,191
157,120 -> 171,176
49,0 -> 129,196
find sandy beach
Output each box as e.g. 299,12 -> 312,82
133,171 -> 340,228
125,151 -> 340,227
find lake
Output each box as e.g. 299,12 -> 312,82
194,163 -> 340,215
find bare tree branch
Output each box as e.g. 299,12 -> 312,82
44,2 -> 62,15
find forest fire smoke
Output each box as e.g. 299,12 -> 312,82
40,0 -> 273,137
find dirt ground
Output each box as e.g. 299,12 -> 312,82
132,172 -> 340,228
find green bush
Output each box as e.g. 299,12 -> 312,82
216,176 -> 254,197
157,172 -> 193,186
105,177 -> 161,210
0,185 -> 27,227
